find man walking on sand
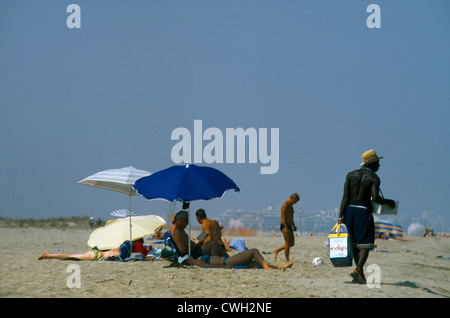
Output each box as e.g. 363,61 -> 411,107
274,193 -> 300,262
338,149 -> 396,284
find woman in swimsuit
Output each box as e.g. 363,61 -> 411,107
37,247 -> 121,261
185,248 -> 294,270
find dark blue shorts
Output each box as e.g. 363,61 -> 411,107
191,247 -> 203,259
344,205 -> 375,249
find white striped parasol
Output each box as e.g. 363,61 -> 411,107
78,166 -> 151,244
78,166 -> 151,196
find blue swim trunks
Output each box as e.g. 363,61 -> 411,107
199,255 -> 229,266
199,254 -> 210,264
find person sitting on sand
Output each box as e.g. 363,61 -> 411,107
171,210 -> 228,258
183,248 -> 294,270
151,228 -> 164,240
213,220 -> 246,253
195,209 -> 223,246
423,227 -> 435,237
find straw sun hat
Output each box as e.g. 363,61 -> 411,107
360,149 -> 383,166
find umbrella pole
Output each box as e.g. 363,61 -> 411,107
184,202 -> 191,256
129,195 -> 132,247
188,206 -> 191,256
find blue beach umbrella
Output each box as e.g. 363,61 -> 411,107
134,164 -> 239,202
133,164 -> 240,255
78,166 -> 151,244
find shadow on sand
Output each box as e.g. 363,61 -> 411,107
344,279 -> 448,297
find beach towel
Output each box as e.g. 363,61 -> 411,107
124,253 -> 147,261
232,265 -> 262,269
374,249 -> 396,253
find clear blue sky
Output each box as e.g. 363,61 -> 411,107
1,1 -> 449,226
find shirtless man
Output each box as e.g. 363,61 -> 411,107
338,149 -> 395,284
273,193 -> 300,262
195,209 -> 222,245
171,210 -> 228,258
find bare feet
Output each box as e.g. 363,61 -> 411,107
273,249 -> 279,260
37,252 -> 47,260
277,260 -> 294,270
263,260 -> 294,270
275,258 -> 293,265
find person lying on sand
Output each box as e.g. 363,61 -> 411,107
37,247 -> 120,261
37,240 -> 136,261
183,248 -> 294,270
376,232 -> 410,241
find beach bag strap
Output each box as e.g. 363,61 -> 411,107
331,223 -> 341,235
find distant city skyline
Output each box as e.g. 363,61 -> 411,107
191,202 -> 448,234
214,204 -> 449,234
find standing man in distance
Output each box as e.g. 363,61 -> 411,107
339,149 -> 395,284
274,193 -> 300,262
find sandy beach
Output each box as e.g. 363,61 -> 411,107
0,227 -> 449,298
